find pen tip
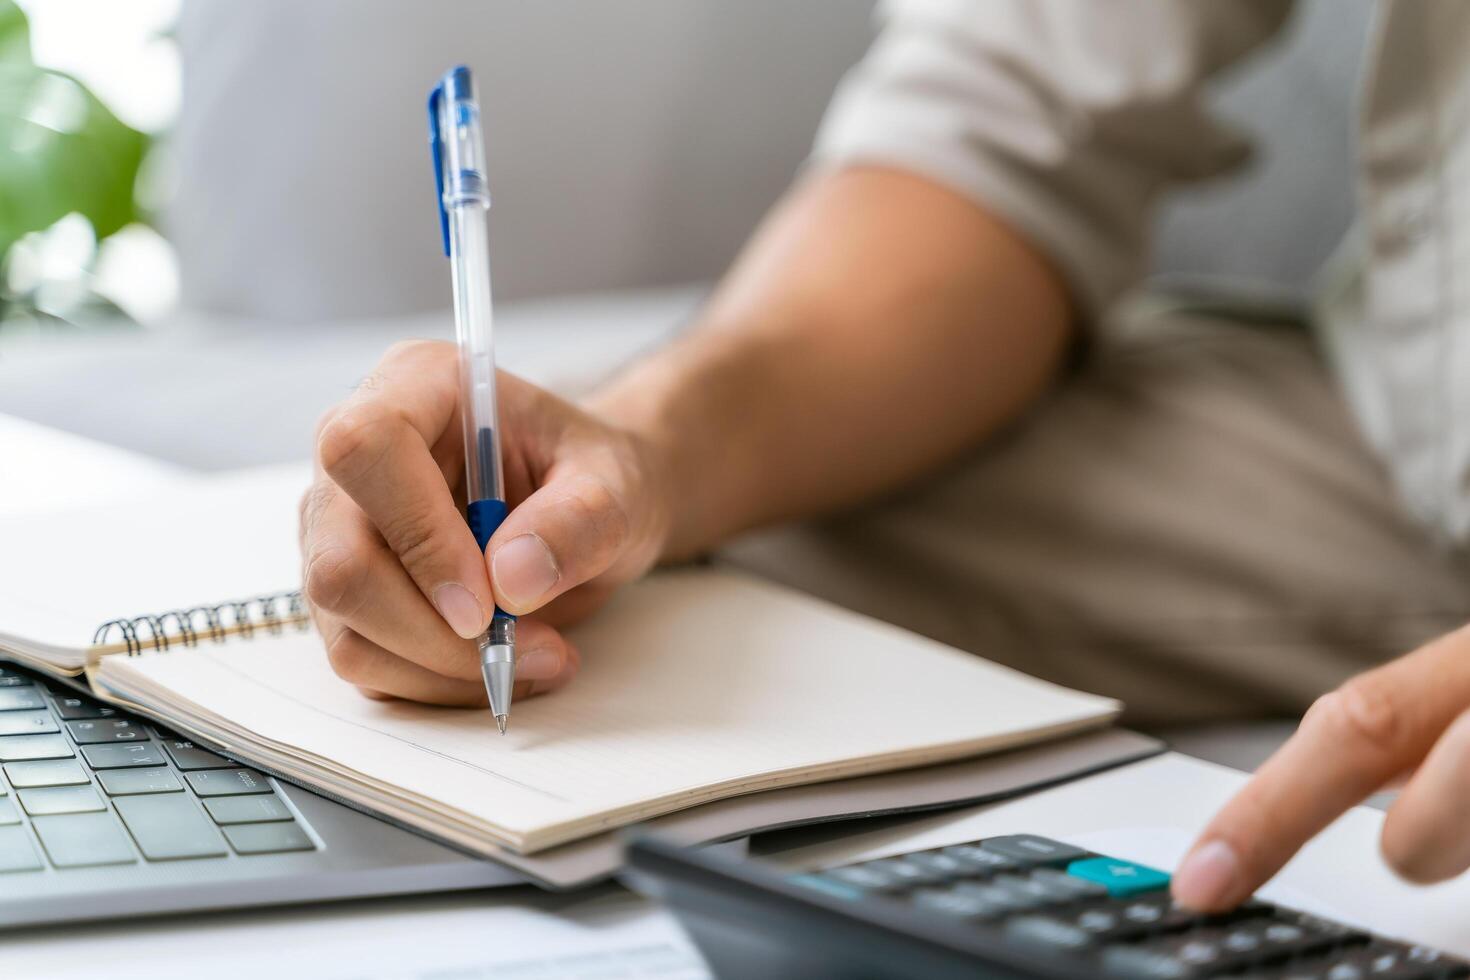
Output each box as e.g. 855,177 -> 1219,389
495,714 -> 508,736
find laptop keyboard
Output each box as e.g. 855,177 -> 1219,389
0,664 -> 317,871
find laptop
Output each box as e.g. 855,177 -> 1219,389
0,663 -> 520,929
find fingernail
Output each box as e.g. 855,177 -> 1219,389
1173,840 -> 1240,909
492,534 -> 560,610
516,647 -> 562,681
432,583 -> 486,639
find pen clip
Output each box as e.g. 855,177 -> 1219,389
427,82 -> 451,257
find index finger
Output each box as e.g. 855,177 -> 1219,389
1172,626 -> 1470,911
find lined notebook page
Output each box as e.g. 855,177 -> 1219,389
98,569 -> 1119,851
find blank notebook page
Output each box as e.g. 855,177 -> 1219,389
100,569 -> 1119,851
0,464 -> 308,656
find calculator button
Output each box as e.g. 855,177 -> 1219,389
788,874 -> 864,901
0,825 -> 43,872
1005,915 -> 1096,951
824,863 -> 903,892
81,743 -> 166,769
51,695 -> 117,720
31,812 -> 136,867
0,711 -> 59,736
1031,867 -> 1109,900
114,795 -> 228,860
222,821 -> 314,855
162,739 -> 233,771
953,879 -> 1046,915
0,797 -> 19,824
1101,944 -> 1195,979
97,767 -> 184,796
0,734 -> 74,762
0,687 -> 46,712
4,759 -> 89,787
906,850 -> 976,879
912,887 -> 1006,921
980,834 -> 1088,867
1067,856 -> 1171,896
203,794 -> 291,824
941,843 -> 1019,874
862,857 -> 944,887
66,718 -> 150,744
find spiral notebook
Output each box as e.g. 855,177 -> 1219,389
0,465 -> 1121,855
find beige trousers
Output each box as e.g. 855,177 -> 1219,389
722,301 -> 1470,727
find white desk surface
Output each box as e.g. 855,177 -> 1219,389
7,752 -> 1469,978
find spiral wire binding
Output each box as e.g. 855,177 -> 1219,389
92,591 -> 307,656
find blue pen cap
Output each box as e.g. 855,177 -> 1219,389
428,65 -> 490,255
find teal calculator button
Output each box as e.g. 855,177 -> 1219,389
788,874 -> 864,901
1065,857 -> 1170,896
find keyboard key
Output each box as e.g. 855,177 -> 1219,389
223,821 -> 314,854
0,710 -> 59,736
0,676 -> 29,688
185,768 -> 272,796
0,734 -> 74,762
51,695 -> 117,720
0,825 -> 42,872
114,795 -> 227,859
0,687 -> 45,712
1067,856 -> 1172,896
18,785 -> 107,815
5,758 -> 89,787
162,739 -> 232,770
66,718 -> 150,744
203,794 -> 291,824
0,797 -> 19,824
98,768 -> 184,796
146,723 -> 178,739
980,835 -> 1089,867
81,742 -> 165,769
31,812 -> 136,867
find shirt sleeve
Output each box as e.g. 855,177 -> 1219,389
812,0 -> 1296,321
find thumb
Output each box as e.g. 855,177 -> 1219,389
486,472 -> 632,615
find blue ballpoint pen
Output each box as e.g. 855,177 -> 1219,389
429,66 -> 515,734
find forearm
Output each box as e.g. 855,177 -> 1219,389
589,166 -> 1074,558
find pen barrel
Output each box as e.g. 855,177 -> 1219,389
448,207 -> 505,509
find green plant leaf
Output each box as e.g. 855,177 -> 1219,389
0,0 -> 148,257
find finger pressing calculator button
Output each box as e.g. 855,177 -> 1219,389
4,759 -> 89,787
185,768 -> 272,796
0,734 -> 74,762
1066,857 -> 1171,897
66,719 -> 150,744
81,743 -> 166,769
980,835 -> 1089,867
162,739 -> 232,771
222,821 -> 314,855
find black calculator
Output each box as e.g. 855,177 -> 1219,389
626,833 -> 1469,979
